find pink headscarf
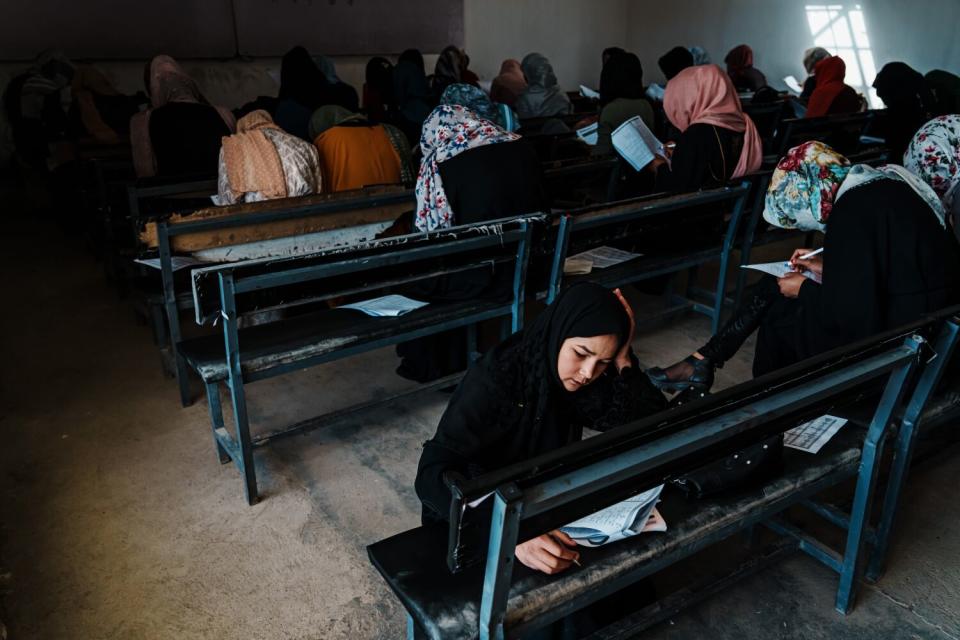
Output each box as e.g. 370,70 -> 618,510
490,59 -> 527,106
663,64 -> 763,178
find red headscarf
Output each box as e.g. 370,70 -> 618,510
663,64 -> 763,178
805,56 -> 855,118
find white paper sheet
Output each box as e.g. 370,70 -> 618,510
784,415 -> 848,453
645,83 -> 665,102
560,485 -> 665,547
612,115 -> 666,172
563,257 -> 594,275
576,122 -> 599,145
579,84 -> 600,100
783,75 -> 804,95
340,294 -> 429,318
135,256 -> 204,271
741,261 -> 822,284
567,246 -> 641,270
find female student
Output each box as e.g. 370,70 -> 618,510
213,109 -> 322,206
647,141 -> 960,391
804,56 -> 862,118
515,53 -> 572,119
905,115 -> 960,239
440,83 -> 518,131
724,44 -> 767,92
309,105 -> 413,192
397,104 -> 548,383
651,64 -> 763,193
415,282 -> 666,535
130,55 -> 235,178
490,59 -> 527,107
593,51 -> 655,156
872,62 -> 937,160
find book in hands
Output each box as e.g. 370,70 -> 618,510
741,261 -> 822,284
560,485 -> 665,547
576,121 -> 599,145
579,84 -> 600,100
611,115 -> 667,172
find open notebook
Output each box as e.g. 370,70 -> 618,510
612,116 -> 666,172
560,484 -> 666,547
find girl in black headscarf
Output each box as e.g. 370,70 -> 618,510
415,283 -> 666,536
873,62 -> 937,159
275,46 -> 337,140
393,48 -> 434,144
594,51 -> 655,157
658,46 -> 694,81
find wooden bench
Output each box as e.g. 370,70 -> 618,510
180,214 -> 546,504
545,184 -> 751,333
135,184 -> 414,406
368,311 -> 960,639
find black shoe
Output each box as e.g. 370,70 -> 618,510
646,355 -> 715,394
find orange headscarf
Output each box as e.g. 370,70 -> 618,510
664,64 -> 763,177
490,59 -> 527,106
222,110 -> 287,198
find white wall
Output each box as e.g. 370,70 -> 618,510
626,0 -> 960,92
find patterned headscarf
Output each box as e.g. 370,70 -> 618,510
414,105 -> 519,232
763,141 -> 851,231
904,115 -> 960,224
440,83 -> 517,131
222,110 -> 288,199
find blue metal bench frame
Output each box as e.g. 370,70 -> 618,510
188,216 -> 539,505
147,188 -> 414,406
546,184 -> 751,333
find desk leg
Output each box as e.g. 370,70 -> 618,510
205,382 -> 230,465
479,485 -> 523,640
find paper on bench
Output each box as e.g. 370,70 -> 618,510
135,256 -> 204,271
579,84 -> 600,100
576,121 -> 599,145
784,415 -> 848,454
741,261 -> 822,284
567,246 -> 641,270
612,115 -> 666,172
560,484 -> 665,547
340,294 -> 429,317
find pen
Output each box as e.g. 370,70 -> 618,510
798,247 -> 823,260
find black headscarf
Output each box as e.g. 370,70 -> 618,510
659,46 -> 694,81
432,45 -> 464,96
399,48 -> 425,73
873,62 -> 937,158
599,51 -> 645,107
602,46 -> 626,67
279,46 -> 329,108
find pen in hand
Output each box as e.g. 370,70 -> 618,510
798,247 -> 823,260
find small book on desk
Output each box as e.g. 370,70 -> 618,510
612,115 -> 666,172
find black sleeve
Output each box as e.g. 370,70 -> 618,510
414,363 -> 517,522
655,124 -> 718,193
570,352 -> 667,432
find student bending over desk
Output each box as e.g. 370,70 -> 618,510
648,141 -> 960,393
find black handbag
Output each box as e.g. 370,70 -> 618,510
670,434 -> 784,499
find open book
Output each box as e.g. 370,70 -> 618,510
579,84 -> 600,100
340,294 -> 429,317
576,121 -> 599,145
612,116 -> 666,172
560,484 -> 665,547
741,261 -> 821,284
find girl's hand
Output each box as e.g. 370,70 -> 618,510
515,530 -> 580,575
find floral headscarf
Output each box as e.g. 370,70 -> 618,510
414,105 -> 519,232
837,164 -> 945,228
763,141 -> 851,231
904,115 -> 960,225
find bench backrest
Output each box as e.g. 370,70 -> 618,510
544,184 -> 751,302
774,110 -> 881,157
445,311 -> 958,573
190,214 -> 549,326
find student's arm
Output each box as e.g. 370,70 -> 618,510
414,366 -> 513,521
654,125 -> 708,193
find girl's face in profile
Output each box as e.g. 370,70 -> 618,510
556,334 -> 619,392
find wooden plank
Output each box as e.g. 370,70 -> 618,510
139,185 -> 413,252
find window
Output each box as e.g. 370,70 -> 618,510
805,4 -> 881,107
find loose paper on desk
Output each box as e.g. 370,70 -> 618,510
340,294 -> 429,318
784,415 -> 848,454
579,84 -> 600,100
566,246 -> 641,270
576,121 -> 599,145
135,256 -> 204,272
560,484 -> 665,547
612,115 -> 666,172
741,261 -> 822,284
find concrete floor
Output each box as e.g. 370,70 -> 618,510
1,213 -> 959,640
